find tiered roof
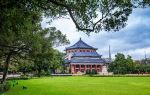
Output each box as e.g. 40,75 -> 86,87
65,38 -> 106,64
72,52 -> 101,57
66,38 -> 97,50
70,58 -> 105,64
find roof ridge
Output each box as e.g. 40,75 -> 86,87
66,38 -> 97,50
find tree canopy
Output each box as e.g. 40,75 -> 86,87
108,53 -> 136,74
0,0 -> 69,83
1,0 -> 150,35
28,0 -> 133,34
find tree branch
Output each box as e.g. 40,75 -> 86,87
46,0 -> 95,32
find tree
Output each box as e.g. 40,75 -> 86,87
1,0 -> 134,34
132,0 -> 150,8
134,59 -> 150,74
16,59 -> 34,75
0,23 -> 44,84
0,0 -> 71,83
49,50 -> 65,74
1,0 -> 150,35
0,0 -> 44,84
32,0 -> 134,34
108,53 -> 126,74
126,55 -> 136,73
28,0 -> 150,34
108,53 -> 136,74
31,28 -> 69,76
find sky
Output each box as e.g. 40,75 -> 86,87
42,8 -> 150,60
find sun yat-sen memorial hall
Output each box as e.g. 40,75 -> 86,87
65,38 -> 109,74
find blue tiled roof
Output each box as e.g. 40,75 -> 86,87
70,58 -> 105,63
64,59 -> 71,63
66,38 -> 97,50
103,58 -> 112,63
72,52 -> 101,57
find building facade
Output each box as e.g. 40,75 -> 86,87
65,38 -> 108,74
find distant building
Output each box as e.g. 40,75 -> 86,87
140,58 -> 150,64
64,38 -> 109,74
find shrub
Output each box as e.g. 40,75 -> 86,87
86,70 -> 91,74
91,69 -> 97,74
20,74 -> 29,80
86,70 -> 97,75
45,70 -> 51,76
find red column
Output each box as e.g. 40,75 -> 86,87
98,65 -> 101,72
90,65 -> 92,71
70,64 -> 72,73
100,65 -> 102,72
84,65 -> 86,73
79,65 -> 81,72
95,65 -> 97,72
72,65 -> 74,73
74,65 -> 76,73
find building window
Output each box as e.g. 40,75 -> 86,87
80,50 -> 82,52
76,65 -> 79,68
97,65 -> 100,68
87,50 -> 90,52
92,65 -> 95,68
83,50 -> 85,52
81,65 -> 84,68
86,65 -> 90,68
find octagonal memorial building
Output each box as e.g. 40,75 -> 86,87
65,38 -> 108,74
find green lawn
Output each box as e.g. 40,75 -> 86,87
5,76 -> 150,95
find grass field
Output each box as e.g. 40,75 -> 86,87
4,76 -> 150,95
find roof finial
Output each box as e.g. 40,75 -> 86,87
80,37 -> 81,40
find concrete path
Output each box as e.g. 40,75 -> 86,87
0,74 -> 20,79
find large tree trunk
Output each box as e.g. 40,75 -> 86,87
1,54 -> 11,84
